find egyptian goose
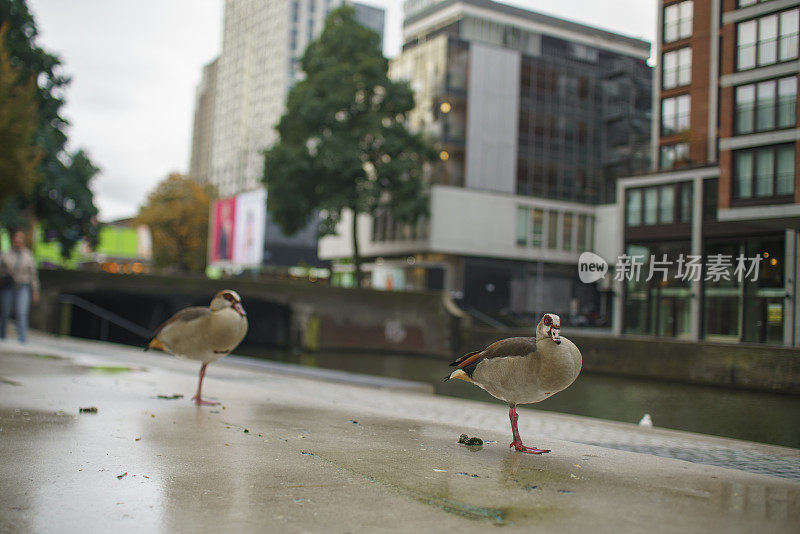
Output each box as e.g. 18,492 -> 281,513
146,290 -> 248,405
445,313 -> 581,454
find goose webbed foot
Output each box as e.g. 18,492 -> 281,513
509,439 -> 550,454
191,395 -> 220,406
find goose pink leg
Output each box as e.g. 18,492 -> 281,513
508,405 -> 550,454
191,363 -> 220,406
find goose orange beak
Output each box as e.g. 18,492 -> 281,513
233,302 -> 246,316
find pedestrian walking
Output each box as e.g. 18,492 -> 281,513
0,230 -> 40,343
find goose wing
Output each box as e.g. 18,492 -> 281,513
449,337 -> 537,377
146,307 -> 210,350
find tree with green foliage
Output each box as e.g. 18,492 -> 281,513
136,174 -> 213,273
0,23 -> 41,208
0,0 -> 99,257
262,5 -> 436,286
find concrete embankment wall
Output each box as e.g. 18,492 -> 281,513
34,270 -> 459,356
461,327 -> 800,394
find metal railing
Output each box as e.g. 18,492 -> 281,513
58,294 -> 154,341
467,307 -> 510,330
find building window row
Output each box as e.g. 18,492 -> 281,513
626,182 -> 692,227
734,144 -> 795,200
372,209 -> 428,242
736,8 -> 799,71
516,206 -> 592,252
735,75 -> 797,135
661,94 -> 691,136
662,47 -> 692,89
664,1 -> 693,43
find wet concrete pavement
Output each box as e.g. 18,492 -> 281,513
1,334 -> 799,533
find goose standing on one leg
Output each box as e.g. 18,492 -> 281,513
445,313 -> 581,454
146,290 -> 248,405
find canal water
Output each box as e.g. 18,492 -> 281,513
244,348 -> 800,449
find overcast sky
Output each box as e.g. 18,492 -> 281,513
26,0 -> 655,221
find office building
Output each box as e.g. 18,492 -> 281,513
320,0 -> 651,322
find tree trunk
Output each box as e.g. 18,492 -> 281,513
351,208 -> 363,287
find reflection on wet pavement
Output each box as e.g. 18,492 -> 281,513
1,348 -> 799,532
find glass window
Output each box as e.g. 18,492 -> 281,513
626,190 -> 642,227
516,207 -> 528,246
736,76 -> 796,134
664,3 -> 679,43
662,49 -> 677,89
661,97 -> 675,135
735,84 -> 756,135
777,145 -> 795,194
756,148 -> 775,196
661,95 -> 690,136
659,186 -> 675,224
780,9 -> 799,61
662,47 -> 692,89
735,151 -> 753,198
777,76 -> 797,128
758,15 -> 778,66
677,47 -> 692,86
680,183 -> 693,223
562,213 -> 573,251
679,1 -> 693,38
756,80 -> 776,130
738,20 -> 757,70
532,209 -> 544,247
738,9 -> 799,70
644,188 -> 658,225
547,211 -> 558,249
735,145 -> 795,200
660,143 -> 690,169
664,1 -> 693,43
577,214 -> 587,251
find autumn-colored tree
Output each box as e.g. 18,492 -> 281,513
0,22 -> 41,208
136,174 -> 213,273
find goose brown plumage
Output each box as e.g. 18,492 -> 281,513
146,290 -> 248,405
445,313 -> 581,454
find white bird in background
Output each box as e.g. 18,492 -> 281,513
146,290 -> 248,405
445,313 -> 582,454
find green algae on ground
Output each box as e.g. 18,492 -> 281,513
34,353 -> 65,360
88,365 -> 137,374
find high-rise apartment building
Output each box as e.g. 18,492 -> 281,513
190,0 -> 386,198
188,58 -> 218,186
614,0 -> 800,345
320,0 -> 651,321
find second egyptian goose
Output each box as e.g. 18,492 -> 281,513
146,290 -> 248,405
445,313 -> 581,454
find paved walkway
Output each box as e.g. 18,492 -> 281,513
1,333 -> 799,532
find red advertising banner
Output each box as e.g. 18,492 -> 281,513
210,197 -> 236,263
